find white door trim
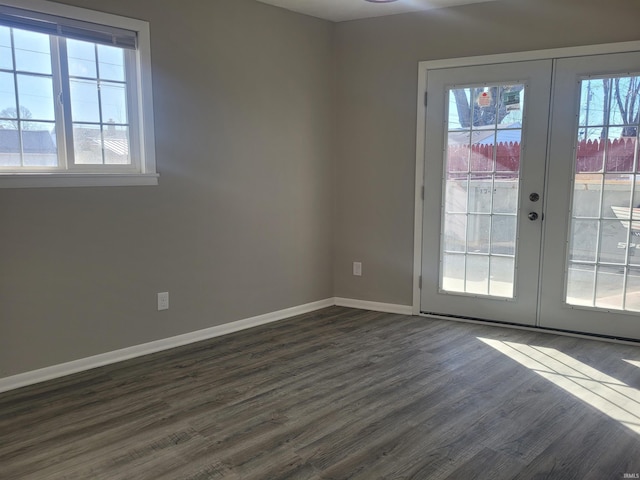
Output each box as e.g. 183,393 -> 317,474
413,41 -> 640,316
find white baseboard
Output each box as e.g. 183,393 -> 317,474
0,298 -> 334,394
0,296 -> 415,394
334,297 -> 413,315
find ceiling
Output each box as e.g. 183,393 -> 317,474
254,0 -> 501,22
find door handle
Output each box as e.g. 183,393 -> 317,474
528,212 -> 539,221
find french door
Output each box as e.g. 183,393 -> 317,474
420,51 -> 640,340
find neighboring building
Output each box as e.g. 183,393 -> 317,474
0,129 -> 57,167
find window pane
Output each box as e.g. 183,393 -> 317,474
67,39 -> 97,78
97,44 -> 125,82
22,122 -> 57,166
13,28 -> 51,75
0,127 -> 21,167
73,124 -> 102,164
103,125 -> 130,165
449,88 -> 472,129
17,74 -> 55,121
100,82 -> 127,124
0,72 -> 17,118
0,26 -> 12,70
70,79 -> 100,123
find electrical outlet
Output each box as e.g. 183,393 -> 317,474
158,292 -> 169,311
353,262 -> 362,276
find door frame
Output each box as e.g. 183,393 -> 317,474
413,40 -> 640,317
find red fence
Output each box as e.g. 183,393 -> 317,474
447,138 -> 638,174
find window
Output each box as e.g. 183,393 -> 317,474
0,0 -> 157,187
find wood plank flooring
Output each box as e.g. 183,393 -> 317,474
1,306 -> 640,479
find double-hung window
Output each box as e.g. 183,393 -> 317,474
0,0 -> 157,187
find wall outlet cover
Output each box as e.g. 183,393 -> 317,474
158,292 -> 169,311
353,262 -> 362,276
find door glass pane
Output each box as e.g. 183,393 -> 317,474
567,264 -> 596,307
466,255 -> 489,295
566,75 -> 640,311
491,215 -> 516,256
441,83 -> 524,298
490,256 -> 515,297
595,265 -> 625,310
467,214 -> 491,254
468,174 -> 492,213
443,214 -> 466,253
625,267 -> 640,312
569,219 -> 598,263
442,253 -> 465,293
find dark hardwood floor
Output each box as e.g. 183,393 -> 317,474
1,306 -> 640,479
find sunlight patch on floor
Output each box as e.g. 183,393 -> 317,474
624,359 -> 640,369
478,337 -> 640,435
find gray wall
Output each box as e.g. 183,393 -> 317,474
0,0 -> 335,377
333,0 -> 640,306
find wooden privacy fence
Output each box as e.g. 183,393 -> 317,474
447,138 -> 638,173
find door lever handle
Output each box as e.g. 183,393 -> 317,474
528,212 -> 539,221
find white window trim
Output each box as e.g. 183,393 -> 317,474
0,0 -> 158,188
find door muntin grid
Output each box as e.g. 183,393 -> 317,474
566,74 -> 640,311
440,83 -> 525,298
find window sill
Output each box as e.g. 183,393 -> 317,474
0,173 -> 159,188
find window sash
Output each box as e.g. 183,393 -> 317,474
0,5 -> 137,49
0,27 -> 139,172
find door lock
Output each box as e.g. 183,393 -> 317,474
530,192 -> 540,202
528,212 -> 539,221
